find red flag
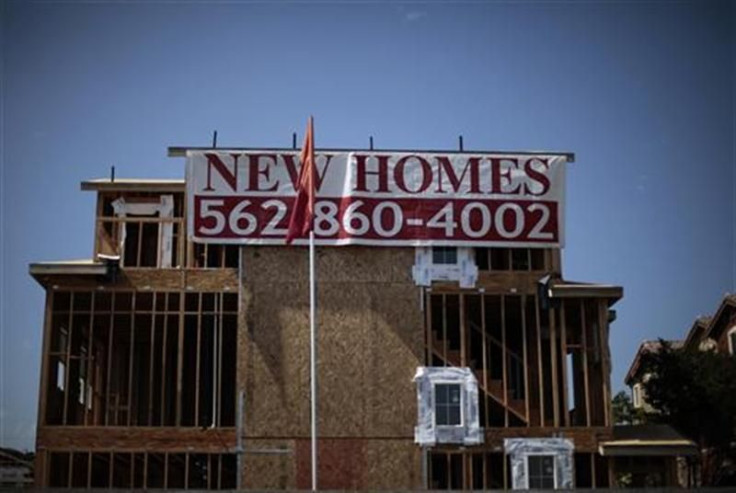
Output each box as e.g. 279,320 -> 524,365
285,117 -> 316,244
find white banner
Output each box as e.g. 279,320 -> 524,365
186,150 -> 566,247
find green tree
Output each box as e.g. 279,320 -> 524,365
640,340 -> 736,486
612,390 -> 635,425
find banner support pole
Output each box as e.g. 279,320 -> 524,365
309,230 -> 318,491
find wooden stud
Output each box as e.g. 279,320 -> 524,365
426,291 -> 433,365
591,452 -> 597,488
599,300 -> 611,427
521,295 -> 530,425
184,453 -> 189,489
218,452 -> 223,490
108,451 -> 114,488
503,451 -> 508,490
481,294 -> 489,427
176,292 -> 185,426
460,295 -> 467,367
93,194 -> 102,258
85,293 -> 95,426
62,293 -> 74,426
127,293 -> 136,426
136,220 -> 143,267
550,307 -> 560,428
105,293 -> 115,426
67,451 -> 74,488
195,293 -> 202,426
147,294 -> 156,426
160,296 -> 168,425
87,451 -> 92,488
581,300 -> 592,427
143,452 -> 149,489
535,296 -> 544,427
442,295 -> 448,366
501,295 -> 508,427
560,302 -> 570,427
37,291 -> 54,426
163,452 -> 169,490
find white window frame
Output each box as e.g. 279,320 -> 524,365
525,453 -> 557,490
432,381 -> 464,428
728,326 -> 736,356
632,383 -> 643,408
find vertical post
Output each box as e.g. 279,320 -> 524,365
560,302 -> 569,427
309,230 -> 318,491
550,308 -> 559,427
236,390 -> 244,490
421,447 -> 428,490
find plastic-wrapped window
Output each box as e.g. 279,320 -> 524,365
504,438 -> 574,490
414,367 -> 483,446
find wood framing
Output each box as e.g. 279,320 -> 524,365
32,177 -> 622,491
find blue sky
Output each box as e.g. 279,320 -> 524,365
1,0 -> 734,451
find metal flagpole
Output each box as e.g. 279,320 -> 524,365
309,229 -> 318,491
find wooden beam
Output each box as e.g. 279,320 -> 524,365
599,300 -> 612,427
522,295 -> 530,426
442,295 -> 448,366
591,453 -> 597,488
460,295 -> 467,367
217,293 -> 223,426
581,300 -> 592,427
86,295 -> 95,426
147,295 -> 157,426
176,293 -> 185,426
501,295 -> 508,427
426,291 -> 433,365
105,294 -> 115,426
481,293 -> 489,427
195,294 -> 202,426
127,293 -> 136,426
37,290 -> 54,427
550,307 -> 559,427
62,293 -> 74,426
160,298 -> 168,425
535,296 -> 544,427
560,302 -> 569,427
87,451 -> 92,488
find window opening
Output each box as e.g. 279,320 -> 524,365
527,455 -> 555,489
433,246 -> 458,264
435,383 -> 462,426
728,326 -> 736,355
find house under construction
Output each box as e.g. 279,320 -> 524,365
28,146 -> 679,489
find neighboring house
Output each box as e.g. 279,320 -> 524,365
623,295 -> 736,488
683,295 -> 736,355
624,340 -> 684,414
27,146 -> 676,490
0,448 -> 34,488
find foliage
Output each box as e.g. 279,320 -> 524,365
640,340 -> 736,485
612,390 -> 635,425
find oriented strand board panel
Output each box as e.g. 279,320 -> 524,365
294,438 -> 420,490
240,247 -> 423,439
241,439 -> 295,490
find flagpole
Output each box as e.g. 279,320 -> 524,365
309,229 -> 317,491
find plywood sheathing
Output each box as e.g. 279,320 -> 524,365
294,438 -> 421,490
240,246 -> 423,439
240,439 -> 294,490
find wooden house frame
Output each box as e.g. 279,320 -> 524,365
31,150 -> 631,490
